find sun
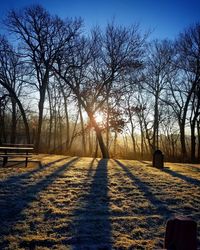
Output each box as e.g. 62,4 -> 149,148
94,112 -> 104,124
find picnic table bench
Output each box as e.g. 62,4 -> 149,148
0,143 -> 34,167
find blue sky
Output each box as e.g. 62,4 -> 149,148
0,0 -> 200,40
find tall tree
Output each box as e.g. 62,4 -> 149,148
54,23 -> 145,158
144,39 -> 174,152
0,36 -> 30,143
169,23 -> 200,160
0,91 -> 9,143
6,5 -> 82,151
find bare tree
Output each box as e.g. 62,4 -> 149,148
124,93 -> 138,155
168,23 -> 200,160
144,39 -> 174,152
6,5 -> 82,151
54,23 -> 145,158
0,91 -> 9,143
0,36 -> 30,143
189,86 -> 200,162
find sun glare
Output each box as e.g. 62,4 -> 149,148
95,112 -> 104,124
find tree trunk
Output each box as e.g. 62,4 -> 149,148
153,90 -> 159,152
35,90 -> 45,152
179,83 -> 197,160
95,124 -> 109,158
18,102 -> 30,144
10,98 -> 17,143
58,110 -> 63,153
0,82 -> 30,143
68,112 -> 79,151
171,135 -> 176,160
190,121 -> 196,163
113,131 -> 117,157
47,86 -> 53,152
61,87 -> 70,152
53,108 -> 57,152
89,112 -> 109,158
143,116 -> 153,154
129,111 -> 136,154
94,135 -> 98,158
190,89 -> 200,163
78,101 -> 86,156
88,130 -> 93,156
179,121 -> 187,160
0,101 -> 6,143
131,131 -> 136,155
106,94 -> 110,149
123,134 -> 129,158
197,120 -> 200,163
138,116 -> 144,159
35,70 -> 49,153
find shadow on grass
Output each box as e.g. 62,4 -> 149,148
0,156 -> 70,186
114,159 -> 172,218
0,157 -> 79,248
139,160 -> 152,167
163,168 -> 200,186
72,158 -> 112,249
87,157 -> 97,177
0,161 -> 25,168
174,163 -> 200,173
139,160 -> 200,186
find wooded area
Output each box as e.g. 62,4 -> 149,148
0,5 -> 199,162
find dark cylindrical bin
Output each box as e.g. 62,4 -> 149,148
153,149 -> 164,168
164,216 -> 197,250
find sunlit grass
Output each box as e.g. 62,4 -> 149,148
0,155 -> 199,249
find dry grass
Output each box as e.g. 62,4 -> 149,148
0,155 -> 199,249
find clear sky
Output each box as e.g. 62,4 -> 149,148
0,0 -> 200,40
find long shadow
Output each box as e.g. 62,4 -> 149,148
72,159 -> 112,249
163,168 -> 200,186
1,161 -> 24,168
87,158 -> 97,177
138,160 -> 200,186
0,156 -> 70,187
0,157 -> 79,248
114,159 -> 173,218
174,163 -> 200,173
138,160 -> 152,167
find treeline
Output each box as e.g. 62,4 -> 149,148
0,5 -> 199,162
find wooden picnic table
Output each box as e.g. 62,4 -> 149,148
0,146 -> 34,151
0,145 -> 34,167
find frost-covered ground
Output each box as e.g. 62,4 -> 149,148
0,155 -> 199,249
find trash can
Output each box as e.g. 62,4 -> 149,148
153,149 -> 164,168
164,216 -> 197,250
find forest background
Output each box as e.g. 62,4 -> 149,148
0,5 -> 200,163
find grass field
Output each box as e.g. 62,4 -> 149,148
0,155 -> 199,249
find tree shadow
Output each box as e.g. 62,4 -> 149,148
138,160 -> 200,186
174,163 -> 200,173
87,157 -> 97,177
72,158 -> 112,249
163,168 -> 200,186
0,157 -> 79,248
139,160 -> 152,166
114,159 -> 173,218
0,156 -> 70,186
0,161 -> 25,168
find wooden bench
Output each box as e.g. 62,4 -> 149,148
0,143 -> 34,167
